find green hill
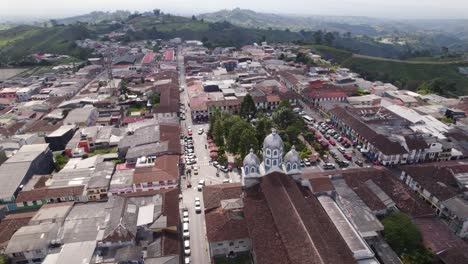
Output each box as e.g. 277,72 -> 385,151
341,57 -> 468,96
122,15 -> 303,47
307,44 -> 468,96
0,25 -> 94,66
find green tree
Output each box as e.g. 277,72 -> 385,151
0,255 -> 10,264
222,115 -> 242,140
213,119 -> 225,147
226,119 -> 251,154
313,30 -> 323,45
255,116 -> 273,143
286,125 -> 301,145
54,153 -> 69,171
239,128 -> 259,158
401,248 -> 434,264
382,212 -> 422,256
324,32 -> 335,45
272,107 -> 296,130
276,99 -> 292,111
239,94 -> 257,120
217,153 -> 228,166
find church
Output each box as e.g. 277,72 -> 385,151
242,128 -> 302,187
230,128 -> 379,263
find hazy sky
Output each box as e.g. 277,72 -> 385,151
2,0 -> 468,20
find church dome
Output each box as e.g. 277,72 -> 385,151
263,128 -> 283,151
243,149 -> 259,167
284,145 -> 300,164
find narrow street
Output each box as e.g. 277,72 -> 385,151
178,46 -> 218,264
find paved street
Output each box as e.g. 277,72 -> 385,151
178,46 -> 241,264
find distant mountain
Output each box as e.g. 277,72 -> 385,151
199,9 -> 403,35
199,8 -> 468,52
56,11 -> 131,25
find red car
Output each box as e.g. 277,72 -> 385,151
329,140 -> 336,146
188,129 -> 193,136
343,154 -> 352,161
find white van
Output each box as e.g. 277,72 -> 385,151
338,146 -> 346,153
183,223 -> 189,238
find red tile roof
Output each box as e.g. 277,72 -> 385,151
245,172 -> 356,264
414,217 -> 468,253
16,185 -> 85,203
402,161 -> 467,201
203,183 -> 243,212
133,155 -> 179,184
206,210 -> 249,242
0,212 -> 36,249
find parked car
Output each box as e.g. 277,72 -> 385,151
333,134 -> 340,139
337,137 -> 344,142
183,209 -> 189,223
337,160 -> 350,168
184,240 -> 191,255
355,160 -> 364,167
337,146 -> 346,153
303,158 -> 311,167
185,257 -> 190,264
220,166 -> 229,173
188,129 -> 192,136
329,140 -> 336,146
324,134 -> 330,140
212,161 -> 219,168
195,204 -> 202,214
300,161 -> 305,167
323,163 -> 336,170
343,154 -> 352,160
183,222 -> 190,238
343,142 -> 351,148
329,150 -> 337,158
198,128 -> 204,135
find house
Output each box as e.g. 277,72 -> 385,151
326,106 -> 415,165
63,106 -> 98,127
45,125 -> 77,151
0,144 -> 53,209
347,95 -> 382,107
133,155 -> 180,192
401,161 -> 468,238
0,88 -> 19,99
5,223 -> 59,264
203,183 -> 251,257
16,87 -> 37,102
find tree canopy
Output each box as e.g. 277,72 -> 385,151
239,94 -> 256,120
382,212 -> 433,264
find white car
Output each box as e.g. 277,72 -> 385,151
195,204 -> 202,214
184,257 -> 190,264
184,240 -> 191,255
195,197 -> 200,203
183,211 -> 189,223
198,128 -> 204,135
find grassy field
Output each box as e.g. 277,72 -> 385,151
341,57 -> 468,95
302,45 -> 468,96
0,26 -> 41,47
304,45 -> 353,64
0,25 -> 93,64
